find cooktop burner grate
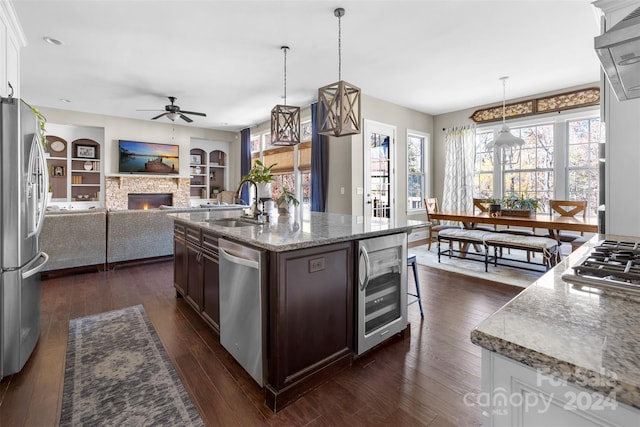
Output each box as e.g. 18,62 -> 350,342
562,240 -> 640,293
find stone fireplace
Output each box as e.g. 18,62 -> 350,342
105,176 -> 190,210
128,193 -> 173,210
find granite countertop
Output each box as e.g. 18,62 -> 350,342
169,210 -> 429,252
471,234 -> 640,410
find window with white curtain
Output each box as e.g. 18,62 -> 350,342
473,110 -> 600,215
407,131 -> 429,212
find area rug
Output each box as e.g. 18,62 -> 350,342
411,244 -> 547,288
60,305 -> 204,427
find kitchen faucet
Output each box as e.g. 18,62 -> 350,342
234,178 -> 263,220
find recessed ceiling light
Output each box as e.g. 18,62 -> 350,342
43,36 -> 63,46
59,98 -> 71,103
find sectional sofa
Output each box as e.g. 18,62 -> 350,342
41,204 -> 244,273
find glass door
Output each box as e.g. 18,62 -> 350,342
364,120 -> 396,220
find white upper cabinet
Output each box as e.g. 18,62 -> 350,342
0,1 -> 25,98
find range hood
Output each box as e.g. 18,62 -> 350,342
595,6 -> 640,101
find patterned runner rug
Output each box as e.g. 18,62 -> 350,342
60,305 -> 204,427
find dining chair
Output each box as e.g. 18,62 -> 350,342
472,198 -> 497,232
424,198 -> 460,251
547,200 -> 588,252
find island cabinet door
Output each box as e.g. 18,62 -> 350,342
186,242 -> 204,311
201,231 -> 220,332
173,225 -> 187,297
267,241 -> 353,409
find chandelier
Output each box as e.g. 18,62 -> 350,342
271,46 -> 300,146
317,7 -> 361,137
488,76 -> 525,165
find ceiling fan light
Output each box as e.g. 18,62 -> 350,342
166,112 -> 179,121
317,8 -> 361,137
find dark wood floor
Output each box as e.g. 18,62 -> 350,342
0,260 -> 521,427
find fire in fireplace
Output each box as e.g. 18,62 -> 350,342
128,193 -> 173,210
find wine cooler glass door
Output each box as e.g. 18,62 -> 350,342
357,233 -> 407,355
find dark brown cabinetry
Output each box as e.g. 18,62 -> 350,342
266,241 -> 354,410
173,223 -> 187,296
173,221 -> 220,332
201,233 -> 220,330
173,220 -> 355,412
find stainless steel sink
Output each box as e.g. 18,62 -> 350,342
206,218 -> 257,228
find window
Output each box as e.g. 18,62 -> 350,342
251,120 -> 312,208
567,118 -> 601,216
503,123 -> 554,212
407,131 -> 429,211
473,130 -> 494,199
473,111 -> 600,216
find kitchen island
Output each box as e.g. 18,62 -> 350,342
471,234 -> 640,426
169,209 -> 427,411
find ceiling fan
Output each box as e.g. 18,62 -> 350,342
140,96 -> 206,123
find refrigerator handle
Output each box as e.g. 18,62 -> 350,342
34,130 -> 48,238
22,252 -> 49,279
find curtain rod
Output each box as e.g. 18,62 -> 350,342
442,124 -> 475,132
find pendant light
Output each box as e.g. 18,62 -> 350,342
489,76 -> 524,165
271,46 -> 301,146
317,7 -> 361,137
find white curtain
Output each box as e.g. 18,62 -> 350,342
442,125 -> 476,213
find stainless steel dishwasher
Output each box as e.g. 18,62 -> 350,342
218,238 -> 267,386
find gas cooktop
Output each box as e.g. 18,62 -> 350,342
561,240 -> 640,294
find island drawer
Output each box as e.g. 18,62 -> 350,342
174,222 -> 186,238
201,230 -> 219,254
185,226 -> 201,244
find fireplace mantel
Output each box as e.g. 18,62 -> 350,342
105,174 -> 188,189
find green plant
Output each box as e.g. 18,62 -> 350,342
486,197 -> 501,205
241,159 -> 276,184
21,99 -> 47,148
502,193 -> 539,212
276,187 -> 299,207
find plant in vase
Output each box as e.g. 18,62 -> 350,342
486,197 -> 502,216
501,193 -> 539,216
275,187 -> 300,215
240,160 -> 277,199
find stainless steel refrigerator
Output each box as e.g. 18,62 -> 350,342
0,96 -> 49,380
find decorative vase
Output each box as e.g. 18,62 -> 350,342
83,161 -> 92,171
488,203 -> 501,217
278,201 -> 293,215
257,182 -> 272,200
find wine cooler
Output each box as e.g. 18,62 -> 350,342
356,233 -> 407,355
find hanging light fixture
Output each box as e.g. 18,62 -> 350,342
271,46 -> 300,146
489,76 -> 525,165
317,7 -> 361,137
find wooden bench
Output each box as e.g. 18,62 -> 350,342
437,228 -> 559,273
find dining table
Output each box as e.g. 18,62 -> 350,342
428,211 -> 599,240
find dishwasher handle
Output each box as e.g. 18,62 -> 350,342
219,247 -> 259,270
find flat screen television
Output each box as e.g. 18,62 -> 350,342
118,140 -> 179,174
